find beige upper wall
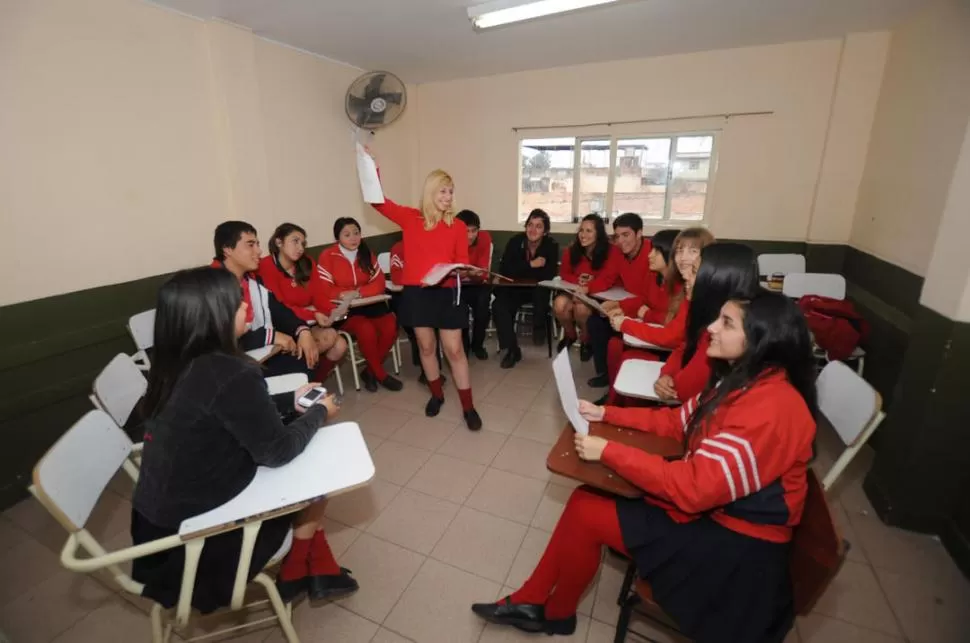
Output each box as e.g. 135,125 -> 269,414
850,0 -> 970,277
408,34 -> 889,241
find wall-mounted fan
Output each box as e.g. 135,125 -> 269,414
345,71 -> 406,130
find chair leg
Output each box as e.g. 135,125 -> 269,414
617,561 -> 636,606
822,411 -> 885,491
613,593 -> 640,643
150,603 -> 165,643
333,364 -> 345,396
253,573 -> 301,643
391,338 -> 401,375
546,314 -> 553,358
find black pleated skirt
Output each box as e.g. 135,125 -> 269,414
398,285 -> 469,329
616,498 -> 794,643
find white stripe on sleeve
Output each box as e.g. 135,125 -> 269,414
695,448 -> 738,501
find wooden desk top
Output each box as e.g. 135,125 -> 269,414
546,422 -> 683,498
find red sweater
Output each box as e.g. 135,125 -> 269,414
464,230 -> 493,283
315,245 -> 386,307
389,240 -> 405,286
660,332 -> 713,401
619,299 -> 688,349
639,279 -> 678,324
601,370 -> 816,543
371,199 -> 469,286
558,245 -> 622,293
615,239 -> 656,316
257,255 -> 324,322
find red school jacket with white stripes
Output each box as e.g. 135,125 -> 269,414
315,245 -> 387,305
600,370 -> 816,543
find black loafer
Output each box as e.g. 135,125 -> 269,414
425,396 -> 445,417
360,370 -> 379,393
579,343 -> 593,362
380,375 -> 403,391
275,575 -> 307,604
500,348 -> 521,369
463,408 -> 482,431
308,567 -> 359,601
557,337 -> 575,353
472,597 -> 546,632
472,346 -> 488,360
587,374 -> 609,388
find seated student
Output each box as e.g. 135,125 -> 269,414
258,223 -> 349,384
389,239 -> 444,386
492,208 -> 560,369
211,221 -> 318,379
131,267 -> 357,613
554,214 -> 621,359
586,213 -> 653,387
317,217 -> 403,392
472,290 -> 817,643
455,209 -> 494,360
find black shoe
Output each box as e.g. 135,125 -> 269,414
425,396 -> 445,417
472,597 -> 545,633
464,408 -> 482,431
593,393 -> 609,406
500,347 -> 522,369
472,346 -> 488,360
579,343 -> 593,362
360,369 -> 378,393
532,326 -> 547,346
379,374 -> 403,391
556,337 -> 575,353
308,567 -> 359,601
275,576 -> 307,604
542,614 -> 578,635
587,374 -> 609,388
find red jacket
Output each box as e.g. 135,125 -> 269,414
615,239 -> 656,316
601,370 -> 816,543
639,279 -> 677,324
619,298 -> 688,349
315,245 -> 386,307
559,245 -> 622,293
660,332 -> 713,401
371,199 -> 469,286
463,230 -> 494,284
257,255 -> 325,322
389,240 -> 405,286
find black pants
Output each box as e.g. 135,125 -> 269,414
492,286 -> 549,353
586,313 -> 614,377
462,285 -> 492,351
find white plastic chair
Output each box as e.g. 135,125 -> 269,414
91,354 -> 148,428
377,252 -> 391,275
613,359 -> 676,404
128,309 -> 156,371
816,361 -> 885,490
758,253 -> 806,277
782,273 -> 846,300
339,330 -> 401,391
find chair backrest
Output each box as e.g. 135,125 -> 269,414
817,361 -> 881,446
93,354 -> 148,427
790,468 -> 845,614
758,253 -> 805,277
32,410 -> 134,532
128,309 -> 156,350
377,252 -> 391,275
783,273 -> 846,300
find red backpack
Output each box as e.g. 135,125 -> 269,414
797,296 -> 869,361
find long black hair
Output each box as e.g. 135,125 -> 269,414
141,267 -> 243,417
569,214 -> 611,270
684,291 -> 818,443
649,229 -> 679,286
682,242 -> 760,364
333,217 -> 375,274
269,223 -> 312,286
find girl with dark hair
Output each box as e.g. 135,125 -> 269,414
553,214 -> 621,358
258,223 -> 348,384
316,217 -> 403,393
132,267 -> 356,613
472,291 -> 817,643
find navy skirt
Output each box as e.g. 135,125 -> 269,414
616,498 -> 794,643
398,285 -> 469,329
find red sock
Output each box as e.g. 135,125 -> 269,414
314,358 -> 336,382
278,536 -> 311,581
580,331 -> 590,344
458,387 -> 474,412
428,377 -> 444,399
563,327 -> 578,341
309,530 -> 341,576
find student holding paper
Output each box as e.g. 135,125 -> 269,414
366,150 -> 482,430
554,214 -> 621,359
316,217 -> 402,393
472,291 -> 817,643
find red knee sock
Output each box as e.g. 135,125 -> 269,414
458,387 -> 474,412
314,358 -> 336,383
309,530 -> 341,576
563,326 -> 578,341
428,377 -> 444,399
278,536 -> 312,581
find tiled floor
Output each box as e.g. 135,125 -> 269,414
2,342 -> 969,642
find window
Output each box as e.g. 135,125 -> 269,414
518,132 -> 716,224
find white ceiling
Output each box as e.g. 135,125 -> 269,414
150,0 -> 930,83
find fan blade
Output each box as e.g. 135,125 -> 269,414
365,110 -> 386,126
379,92 -> 404,105
363,74 -> 386,100
347,94 -> 370,111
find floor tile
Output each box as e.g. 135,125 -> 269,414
874,564 -> 970,643
354,406 -> 416,438
505,527 -> 552,588
471,403 -> 526,436
389,416 -> 460,451
797,613 -> 903,642
811,560 -> 902,636
0,517 -> 28,554
370,440 -> 433,486
531,483 -> 574,532
492,436 -> 556,481
0,569 -> 115,643
850,512 -> 961,584
512,411 -> 569,446
366,488 -> 460,555
591,553 -> 630,626
483,383 -> 540,411
431,507 -> 527,583
480,613 -> 590,642
264,602 -> 378,643
371,627 -> 414,642
500,365 -> 551,391
335,533 -> 425,623
325,479 -> 402,529
436,428 -> 508,466
830,503 -> 867,563
361,432 -> 385,454
406,454 -> 487,504
0,534 -> 65,606
321,516 -> 362,558
465,468 -> 548,525
50,597 -> 152,642
384,558 -> 502,643
585,614 -> 688,643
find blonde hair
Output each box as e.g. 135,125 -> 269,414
664,227 -> 715,322
420,169 -> 456,231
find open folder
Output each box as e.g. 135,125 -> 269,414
537,280 -> 607,315
421,263 -> 511,286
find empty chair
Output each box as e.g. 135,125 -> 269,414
782,272 -> 846,300
758,253 -> 805,277
816,361 -> 885,490
91,353 -> 148,428
128,309 -> 156,370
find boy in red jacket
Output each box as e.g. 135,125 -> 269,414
456,210 -> 493,360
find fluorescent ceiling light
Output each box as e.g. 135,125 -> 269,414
468,0 -> 621,30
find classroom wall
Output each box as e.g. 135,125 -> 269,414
850,0 -> 970,278
0,0 -> 414,307
408,33 -> 889,242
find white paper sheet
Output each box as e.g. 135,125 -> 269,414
592,286 -> 634,301
421,263 -> 465,285
538,279 -> 583,294
552,350 -> 589,435
356,142 -> 384,204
